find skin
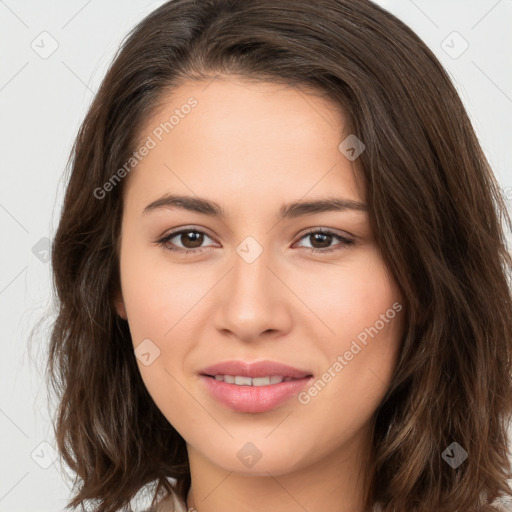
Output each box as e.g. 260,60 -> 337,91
114,75 -> 404,512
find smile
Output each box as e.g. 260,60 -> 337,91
209,375 -> 297,386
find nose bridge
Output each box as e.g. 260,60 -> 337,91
213,236 -> 290,339
230,238 -> 274,310
233,241 -> 269,293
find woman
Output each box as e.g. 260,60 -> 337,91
46,1 -> 512,511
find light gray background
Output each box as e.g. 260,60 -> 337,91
1,1 -> 511,511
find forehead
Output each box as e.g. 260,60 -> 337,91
124,76 -> 365,211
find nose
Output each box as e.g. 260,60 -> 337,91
212,245 -> 293,343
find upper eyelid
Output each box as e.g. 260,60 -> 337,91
163,226 -> 218,243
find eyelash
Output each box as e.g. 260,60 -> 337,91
156,227 -> 354,255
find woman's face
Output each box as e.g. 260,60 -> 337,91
115,76 -> 404,476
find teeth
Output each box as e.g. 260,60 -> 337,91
212,375 -> 295,386
252,376 -> 274,386
235,376 -> 252,386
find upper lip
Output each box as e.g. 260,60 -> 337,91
200,360 -> 313,379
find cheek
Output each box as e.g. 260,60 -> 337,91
118,242 -> 207,411
288,327 -> 402,469
290,248 -> 402,341
299,318 -> 401,450
119,236 -> 202,342
292,251 -> 404,428
119,261 -> 195,432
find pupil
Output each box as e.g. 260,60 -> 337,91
182,231 -> 203,248
312,233 -> 331,248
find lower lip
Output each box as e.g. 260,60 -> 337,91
200,375 -> 313,413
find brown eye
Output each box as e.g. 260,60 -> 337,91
295,229 -> 354,253
157,227 -> 354,255
178,231 -> 204,249
308,232 -> 333,249
158,229 -> 215,254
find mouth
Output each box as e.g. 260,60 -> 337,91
202,374 -> 307,385
199,359 -> 313,380
198,360 -> 314,413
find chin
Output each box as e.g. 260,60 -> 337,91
204,442 -> 305,476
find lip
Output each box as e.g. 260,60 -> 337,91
199,360 -> 314,413
199,360 -> 313,379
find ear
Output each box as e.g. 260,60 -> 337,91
114,289 -> 128,320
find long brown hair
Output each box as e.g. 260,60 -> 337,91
46,0 -> 512,510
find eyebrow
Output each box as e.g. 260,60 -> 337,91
142,193 -> 367,220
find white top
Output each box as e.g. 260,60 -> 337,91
147,491 -> 188,512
